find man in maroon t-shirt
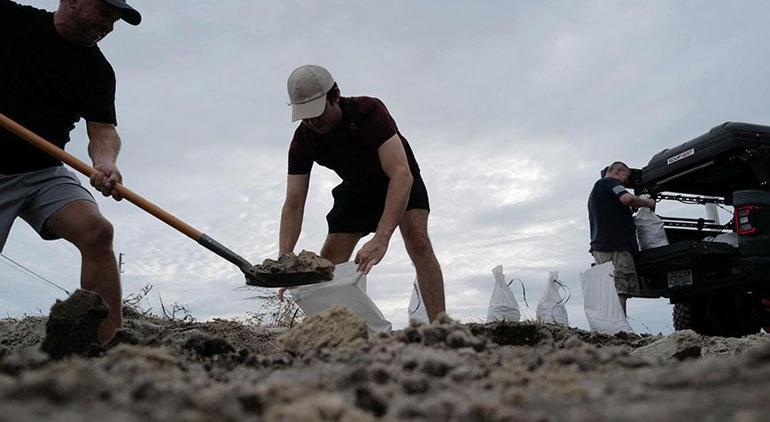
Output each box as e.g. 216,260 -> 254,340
279,65 -> 446,321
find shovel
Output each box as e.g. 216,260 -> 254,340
0,113 -> 327,288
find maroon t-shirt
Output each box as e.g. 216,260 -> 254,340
288,96 -> 420,189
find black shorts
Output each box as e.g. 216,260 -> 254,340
326,174 -> 430,234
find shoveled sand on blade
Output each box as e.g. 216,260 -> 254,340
249,250 -> 335,286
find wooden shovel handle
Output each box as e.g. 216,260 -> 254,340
0,113 -> 203,241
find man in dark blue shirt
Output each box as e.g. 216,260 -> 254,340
588,161 -> 656,314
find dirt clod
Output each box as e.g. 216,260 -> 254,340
183,332 -> 236,357
40,289 -> 108,359
354,386 -> 388,417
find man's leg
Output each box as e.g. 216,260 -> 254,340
618,294 -> 629,315
46,200 -> 121,344
613,252 -> 638,317
320,232 -> 365,264
399,209 -> 445,321
0,173 -> 26,253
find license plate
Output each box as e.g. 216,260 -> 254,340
667,269 -> 693,287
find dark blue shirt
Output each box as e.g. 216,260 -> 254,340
0,0 -> 117,174
588,177 -> 638,253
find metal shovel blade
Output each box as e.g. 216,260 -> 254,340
199,235 -> 334,288
243,267 -> 333,288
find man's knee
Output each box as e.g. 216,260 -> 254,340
320,233 -> 362,264
74,216 -> 115,253
404,230 -> 433,258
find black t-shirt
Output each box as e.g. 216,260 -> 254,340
288,96 -> 420,191
0,0 -> 117,174
588,177 -> 638,253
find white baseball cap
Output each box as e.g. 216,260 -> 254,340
287,65 -> 335,122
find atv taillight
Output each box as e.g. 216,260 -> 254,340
735,205 -> 760,235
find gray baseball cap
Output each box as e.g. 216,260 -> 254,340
104,0 -> 141,26
287,65 -> 335,122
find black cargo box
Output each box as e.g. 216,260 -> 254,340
639,122 -> 770,198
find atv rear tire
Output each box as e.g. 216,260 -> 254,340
673,296 -> 761,337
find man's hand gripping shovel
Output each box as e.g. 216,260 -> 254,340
0,113 -> 329,288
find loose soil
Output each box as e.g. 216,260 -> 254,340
254,250 -> 335,280
0,303 -> 767,421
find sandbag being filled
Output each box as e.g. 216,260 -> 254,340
635,208 -> 669,250
290,262 -> 392,333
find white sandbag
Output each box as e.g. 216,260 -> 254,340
703,232 -> 739,247
408,279 -> 430,325
535,271 -> 569,326
290,262 -> 392,333
579,262 -> 634,334
704,203 -> 720,225
635,208 -> 669,250
486,265 -> 521,322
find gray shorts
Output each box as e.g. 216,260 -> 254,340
592,250 -> 639,296
0,166 -> 96,252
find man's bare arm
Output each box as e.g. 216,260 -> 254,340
619,192 -> 656,210
86,121 -> 122,200
354,134 -> 413,273
373,135 -> 413,241
279,173 -> 310,256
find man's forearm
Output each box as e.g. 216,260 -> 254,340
373,171 -> 413,242
279,204 -> 303,255
630,195 -> 655,209
88,131 -> 121,166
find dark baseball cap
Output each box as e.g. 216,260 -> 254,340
104,0 -> 141,26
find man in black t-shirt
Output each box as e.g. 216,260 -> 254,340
0,0 -> 141,343
279,65 -> 446,322
588,161 -> 656,314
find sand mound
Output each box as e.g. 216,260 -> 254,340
631,329 -> 770,361
197,319 -> 282,355
280,305 -> 367,354
264,392 -> 376,422
0,303 -> 767,420
0,317 -> 47,354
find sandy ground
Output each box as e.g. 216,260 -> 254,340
0,301 -> 767,421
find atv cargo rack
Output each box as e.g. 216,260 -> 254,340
638,122 -> 770,199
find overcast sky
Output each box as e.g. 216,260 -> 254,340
2,0 -> 769,333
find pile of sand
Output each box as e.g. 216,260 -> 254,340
280,305 -> 368,354
632,329 -> 769,361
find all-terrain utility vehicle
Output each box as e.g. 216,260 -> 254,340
633,122 -> 770,337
